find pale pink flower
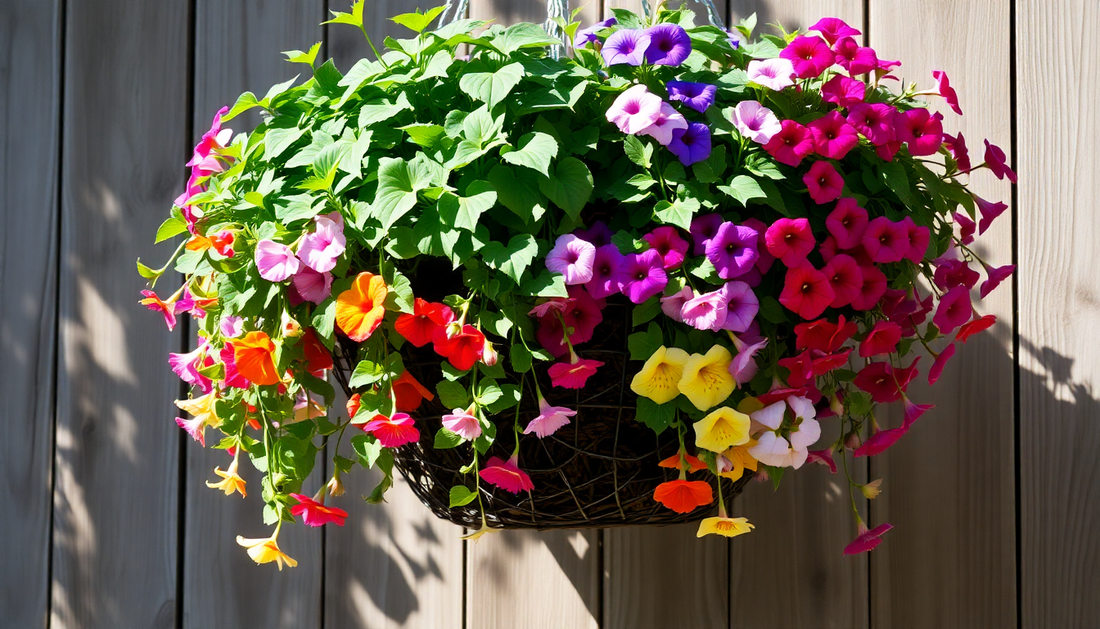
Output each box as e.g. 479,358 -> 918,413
255,239 -> 299,282
606,84 -> 664,135
297,212 -> 346,273
680,288 -> 728,332
546,234 -> 596,285
747,58 -> 796,91
661,286 -> 694,322
442,407 -> 482,440
219,315 -> 244,339
731,100 -> 782,144
524,397 -> 577,438
639,102 -> 689,146
291,266 -> 333,304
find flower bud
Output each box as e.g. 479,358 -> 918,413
281,311 -> 302,337
326,475 -> 345,497
861,478 -> 883,499
715,453 -> 733,474
844,432 -> 861,450
482,339 -> 499,366
829,393 -> 845,417
346,393 -> 362,420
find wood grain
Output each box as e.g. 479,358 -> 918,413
51,1 -> 190,627
868,1 -> 1017,626
1017,0 -> 1100,626
182,3 -> 325,628
472,0 -> 600,30
0,1 -> 61,627
728,0 -> 861,35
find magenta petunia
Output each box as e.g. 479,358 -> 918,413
876,139 -> 903,162
900,217 -> 930,263
932,286 -> 973,334
614,249 -> 668,303
822,253 -> 863,308
731,100 -> 782,144
826,198 -> 869,249
585,244 -> 624,299
643,226 -> 690,270
361,412 -> 420,448
780,263 -> 836,320
575,221 -> 612,247
780,35 -> 834,78
850,264 -> 887,311
853,358 -> 919,404
644,23 -> 692,66
169,342 -> 213,394
953,211 -> 976,245
680,287 -> 729,331
479,455 -> 535,492
187,106 -> 232,177
932,70 -> 963,115
746,58 -> 797,91
933,259 -> 980,290
843,522 -> 893,555
666,81 -> 717,113
820,75 -> 866,108
765,217 -> 815,266
546,234 -> 597,285
549,357 -> 604,389
862,217 -> 909,264
602,28 -> 652,66
668,122 -> 712,166
983,140 -> 1017,182
894,108 -> 944,156
719,281 -> 759,333
297,212 -> 346,273
808,17 -> 861,46
764,120 -> 814,167
980,263 -> 1016,299
525,398 -> 576,439
834,37 -> 878,75
928,343 -> 957,385
803,160 -> 846,204
742,217 -> 775,275
847,102 -> 897,146
690,213 -> 725,255
944,132 -> 971,171
809,111 -> 859,160
573,17 -> 616,48
254,239 -> 300,282
638,102 -> 688,146
606,84 -> 664,134
706,222 -> 760,280
975,194 -> 1008,235
220,344 -> 251,389
291,266 -> 333,304
859,321 -> 903,357
562,286 -> 602,344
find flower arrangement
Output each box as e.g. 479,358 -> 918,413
141,1 -> 1015,567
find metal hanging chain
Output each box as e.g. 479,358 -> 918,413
641,0 -> 727,31
544,0 -> 569,59
437,0 -> 471,27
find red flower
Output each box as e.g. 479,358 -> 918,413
850,265 -> 887,311
803,160 -> 846,204
805,448 -> 837,473
393,371 -> 434,412
812,348 -> 853,375
862,217 -> 909,263
346,393 -> 362,419
822,253 -> 863,308
653,479 -> 713,514
826,198 -> 869,250
395,298 -> 454,347
432,324 -> 486,371
780,263 -> 836,320
778,350 -> 815,387
854,358 -> 920,403
859,321 -> 903,357
764,217 -> 815,266
300,329 -> 333,375
361,412 -> 419,448
794,316 -> 857,353
548,358 -> 604,389
763,120 -> 814,166
928,343 -> 957,385
480,455 -> 534,493
843,522 -> 893,555
658,452 -> 708,473
289,493 -> 349,527
956,314 -> 996,343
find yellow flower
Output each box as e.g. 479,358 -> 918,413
697,516 -> 754,538
719,439 -> 759,481
736,396 -> 764,415
630,346 -> 690,404
236,530 -> 298,570
206,455 -> 247,497
861,478 -> 883,500
461,515 -> 501,542
175,391 -> 222,429
694,406 -> 750,453
677,346 -> 735,411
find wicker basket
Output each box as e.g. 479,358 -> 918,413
334,294 -> 752,529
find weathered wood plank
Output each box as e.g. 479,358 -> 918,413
1018,0 -> 1100,626
51,1 -> 190,627
183,3 -> 325,628
474,0 -> 600,30
324,5 -> 467,629
867,1 -> 1017,626
724,2 -> 869,628
0,1 -> 61,627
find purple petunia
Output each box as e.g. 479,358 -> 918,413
705,222 -> 759,280
573,17 -> 616,49
602,29 -> 652,66
546,234 -> 596,285
667,122 -> 712,166
586,244 -> 624,299
614,249 -> 668,303
644,23 -> 692,66
666,81 -> 718,113
719,281 -> 759,333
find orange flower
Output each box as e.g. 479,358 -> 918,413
234,331 -> 280,385
336,272 -> 388,342
653,479 -> 713,514
658,451 -> 707,473
393,371 -> 434,412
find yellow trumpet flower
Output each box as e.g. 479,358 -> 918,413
678,345 -> 735,411
630,346 -> 690,404
236,527 -> 298,570
694,406 -> 750,453
696,516 -> 754,538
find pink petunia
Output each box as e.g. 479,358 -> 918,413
297,212 -> 346,273
731,100 -> 782,144
169,342 -> 213,394
875,139 -> 903,162
847,103 -> 897,146
808,111 -> 859,160
728,335 -> 768,385
546,234 -> 597,285
808,17 -> 861,46
746,58 -> 797,91
765,217 -> 815,266
980,263 -> 1016,299
291,266 -> 333,304
975,194 -> 1008,235
719,281 -> 759,333
660,286 -> 694,322
219,344 -> 251,389
361,412 -> 420,448
983,140 -> 1017,182
548,357 -> 604,389
932,286 -> 973,334
642,226 -> 689,270
894,109 -> 944,157
742,217 -> 775,276
780,35 -> 834,78
220,315 -> 244,339
932,70 -> 962,115
763,120 -> 814,167
606,84 -> 664,135
680,287 -> 729,331
822,254 -> 863,308
834,37 -> 878,75
928,343 -> 957,385
944,132 -> 971,171
820,75 -> 866,108
524,397 -> 576,438
954,211 -> 976,245
586,244 -> 624,299
803,160 -> 846,204
859,321 -> 903,357
614,249 -> 668,303
254,239 -> 300,282
843,522 -> 893,555
638,102 -> 688,147
850,265 -> 888,311
826,198 -> 869,249
780,263 -> 836,320
862,217 -> 909,263
442,407 -> 482,440
853,358 -> 920,404
176,415 -> 207,447
901,217 -> 931,263
933,259 -> 980,291
479,455 -> 535,493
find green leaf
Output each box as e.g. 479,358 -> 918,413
654,197 -> 699,231
350,434 -> 385,469
391,6 -> 447,33
358,92 -> 413,128
481,234 -> 539,284
459,61 -> 525,108
401,123 -> 446,149
435,428 -> 465,449
438,181 -> 497,232
477,379 -> 503,405
311,298 -> 336,348
489,22 -> 561,55
436,380 -> 468,409
348,360 -> 385,388
693,145 -> 727,184
636,397 -> 676,435
488,164 -> 546,223
513,80 -> 587,116
758,296 -> 789,324
384,269 -> 415,313
136,259 -> 162,280
372,155 -> 435,230
264,124 -> 306,161
222,91 -> 260,122
628,323 -> 664,361
623,135 -> 654,169
847,391 -> 874,417
283,41 -> 322,67
723,174 -> 767,206
501,132 -> 559,176
154,215 -> 188,243
449,485 -> 478,508
461,104 -> 505,146
539,157 -> 593,221
879,161 -> 918,208
323,0 -> 365,27
632,296 -> 663,327
519,269 -> 569,298
509,344 -> 533,373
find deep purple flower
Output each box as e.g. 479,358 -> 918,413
705,222 -> 759,280
614,249 -> 668,303
690,213 -> 724,255
585,244 -> 624,299
574,17 -> 616,49
575,221 -> 612,247
667,122 -> 712,166
644,24 -> 692,66
602,29 -> 652,66
666,81 -> 718,113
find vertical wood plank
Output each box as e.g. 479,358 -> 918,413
1018,0 -> 1100,626
867,1 -> 1017,626
473,0 -> 600,30
324,5 -> 467,628
51,1 -> 190,627
183,3 -> 324,628
723,2 -> 870,628
0,1 -> 61,627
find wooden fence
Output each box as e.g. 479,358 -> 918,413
0,0 -> 1095,626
